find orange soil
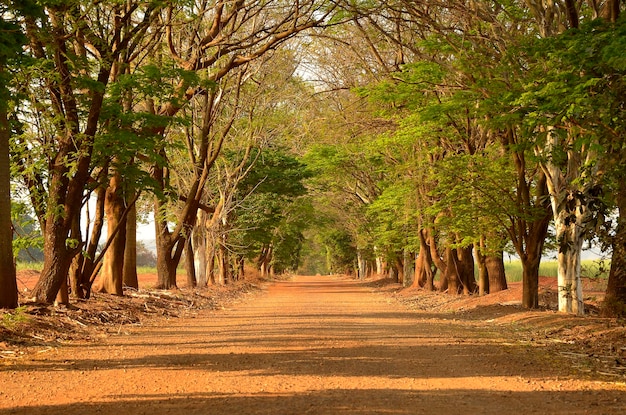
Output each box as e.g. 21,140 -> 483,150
1,274 -> 625,414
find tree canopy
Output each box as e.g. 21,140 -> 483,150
3,0 -> 626,317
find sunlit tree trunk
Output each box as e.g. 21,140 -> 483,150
412,229 -> 434,290
123,202 -> 139,290
185,236 -> 196,288
95,171 -> 126,295
540,128 -> 595,315
486,254 -> 507,293
553,208 -> 585,314
193,213 -> 208,286
357,249 -> 367,280
457,245 -> 476,294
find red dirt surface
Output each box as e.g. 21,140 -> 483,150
1,274 -> 625,414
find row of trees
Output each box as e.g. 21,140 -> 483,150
0,0 -> 336,308
301,0 -> 626,316
1,1 -> 625,318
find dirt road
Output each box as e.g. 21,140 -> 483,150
1,275 -> 625,414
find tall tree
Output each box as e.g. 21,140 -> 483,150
147,0 -> 337,289
0,0 -> 31,308
12,1 -> 163,303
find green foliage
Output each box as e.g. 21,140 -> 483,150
321,227 -> 356,274
11,200 -> 43,261
230,147 -> 313,271
1,306 -> 29,329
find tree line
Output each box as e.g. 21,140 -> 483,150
300,0 -> 626,316
1,1 -> 625,318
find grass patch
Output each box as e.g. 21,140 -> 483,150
504,259 -> 610,283
16,261 -> 43,272
1,306 -> 29,329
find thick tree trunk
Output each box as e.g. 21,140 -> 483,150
442,247 -> 458,294
393,254 -> 404,285
554,214 -> 585,314
194,237 -> 207,286
207,244 -> 216,285
521,252 -> 542,309
372,247 -> 383,276
505,134 -> 552,309
604,181 -> 626,316
0,102 -> 17,309
413,229 -> 434,290
122,202 -> 138,289
259,244 -> 272,278
234,255 -> 244,281
486,254 -> 507,293
32,224 -> 79,303
155,236 -> 179,289
95,172 -> 127,295
55,277 -> 69,306
457,245 -> 476,294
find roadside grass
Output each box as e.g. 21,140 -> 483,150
16,261 -> 43,272
504,259 -> 610,282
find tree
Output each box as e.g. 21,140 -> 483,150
146,0 -> 337,289
0,0 -> 31,308
11,1 -> 163,303
512,7 -> 625,314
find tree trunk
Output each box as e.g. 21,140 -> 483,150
155,230 -> 179,289
373,247 -> 383,276
55,277 -> 69,306
185,235 -> 197,288
259,244 -> 272,278
442,247 -> 459,294
0,101 -> 17,309
234,255 -> 245,281
32,224 -> 80,303
504,131 -> 552,309
217,242 -> 228,285
78,184 -> 106,298
521,252 -> 541,309
604,180 -> 626,316
122,202 -> 138,290
457,245 -> 476,294
486,254 -> 507,293
554,213 -> 585,314
429,232 -> 449,292
95,172 -> 127,296
393,254 -> 404,285
475,240 -> 489,296
192,211 -> 207,286
207,244 -> 216,285
357,249 -> 367,280
413,229 -> 434,290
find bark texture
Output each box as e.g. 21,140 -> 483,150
0,98 -> 17,309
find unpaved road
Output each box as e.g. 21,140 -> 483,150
1,275 -> 625,414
